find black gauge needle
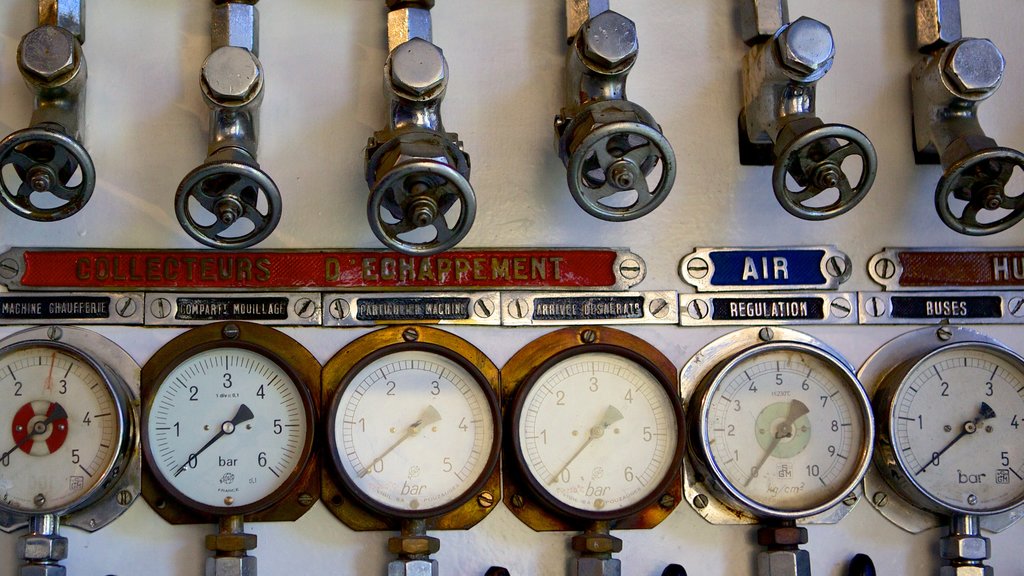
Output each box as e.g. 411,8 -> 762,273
0,403 -> 67,462
917,401 -> 997,476
174,404 -> 254,477
745,400 -> 809,487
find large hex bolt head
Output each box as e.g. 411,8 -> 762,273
939,567 -> 993,576
17,535 -> 68,562
20,565 -> 67,576
202,46 -> 263,102
775,17 -> 835,78
205,556 -> 257,576
18,25 -> 77,83
579,11 -> 638,71
387,559 -> 439,576
758,549 -> 812,576
388,38 -> 448,98
944,38 -> 1005,96
574,557 -> 622,576
939,534 -> 990,562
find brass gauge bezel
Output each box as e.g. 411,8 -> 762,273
502,326 -> 684,531
0,326 -> 140,534
141,322 -> 320,524
321,326 -> 502,531
681,327 -> 873,525
862,326 -> 1024,534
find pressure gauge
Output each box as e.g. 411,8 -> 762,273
322,326 -> 501,527
0,326 -> 139,531
142,322 -> 319,522
503,327 -> 683,527
864,327 -> 1024,524
682,328 -> 873,522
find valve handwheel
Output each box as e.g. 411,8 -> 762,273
0,127 -> 95,222
773,124 -> 876,221
935,148 -> 1024,236
567,121 -> 676,222
368,160 -> 476,255
175,161 -> 282,249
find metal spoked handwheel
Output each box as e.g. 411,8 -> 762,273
935,148 -> 1024,236
367,160 -> 476,255
567,122 -> 676,222
175,161 -> 282,249
773,124 -> 877,221
0,127 -> 95,221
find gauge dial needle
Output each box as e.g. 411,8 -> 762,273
916,401 -> 997,476
549,405 -> 624,485
0,403 -> 67,462
173,404 -> 254,477
359,405 -> 442,478
744,399 -> 810,487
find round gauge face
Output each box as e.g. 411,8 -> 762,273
701,343 -> 870,516
329,349 -> 497,516
146,347 -> 311,512
515,351 -> 679,517
890,343 -> 1024,514
0,344 -> 122,514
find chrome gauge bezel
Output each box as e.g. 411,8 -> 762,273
682,327 -> 873,524
862,327 -> 1024,533
0,326 -> 140,533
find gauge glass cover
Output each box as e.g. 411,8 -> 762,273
0,344 -> 122,514
890,343 -> 1024,514
146,347 -> 309,511
701,344 -> 869,516
516,351 -> 679,515
330,349 -> 497,515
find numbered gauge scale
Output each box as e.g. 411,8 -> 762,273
860,327 -> 1024,574
0,326 -> 140,574
502,327 -> 684,576
321,326 -> 501,575
681,328 -> 873,576
141,322 -> 320,576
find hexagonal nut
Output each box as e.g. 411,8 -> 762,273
211,3 -> 258,54
388,38 -> 448,98
944,38 -> 1005,96
202,46 -> 263,103
17,535 -> 68,562
205,533 -> 257,553
939,534 -> 990,562
387,559 -> 438,576
758,549 -> 811,576
776,17 -> 835,77
571,534 -> 623,554
386,0 -> 435,9
574,557 -> 622,576
757,526 -> 808,547
916,0 -> 962,51
387,535 -> 441,556
579,10 -> 638,71
20,565 -> 66,576
939,566 -> 993,576
39,0 -> 85,44
18,25 -> 78,83
740,0 -> 788,44
205,556 -> 256,576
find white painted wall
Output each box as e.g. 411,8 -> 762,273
1,0 -> 1023,574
